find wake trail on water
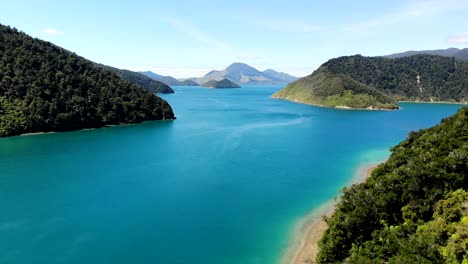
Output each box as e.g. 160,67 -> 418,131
207,97 -> 230,108
222,117 -> 311,150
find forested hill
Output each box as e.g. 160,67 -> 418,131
317,107 -> 468,263
0,24 -> 174,137
96,64 -> 174,94
273,55 -> 468,109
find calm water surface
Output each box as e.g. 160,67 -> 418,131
0,86 -> 464,264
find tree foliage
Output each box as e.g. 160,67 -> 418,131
0,24 -> 174,137
317,107 -> 468,263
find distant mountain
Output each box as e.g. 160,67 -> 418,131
273,54 -> 468,110
190,63 -> 298,85
140,71 -> 184,86
97,65 -> 174,93
384,48 -> 468,60
263,69 -> 298,83
456,48 -> 468,59
202,78 -> 240,88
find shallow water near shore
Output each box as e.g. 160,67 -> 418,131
0,86 -> 464,264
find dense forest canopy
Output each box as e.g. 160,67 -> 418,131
0,24 -> 174,137
317,107 -> 468,263
274,55 -> 468,109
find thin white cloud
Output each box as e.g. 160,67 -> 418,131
344,0 -> 468,32
130,66 -> 213,79
41,28 -> 63,36
160,16 -> 230,51
246,18 -> 326,33
237,55 -> 264,61
447,34 -> 468,44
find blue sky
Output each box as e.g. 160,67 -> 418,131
1,0 -> 468,77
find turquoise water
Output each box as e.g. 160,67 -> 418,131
0,86 -> 464,264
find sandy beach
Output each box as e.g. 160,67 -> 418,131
283,163 -> 380,264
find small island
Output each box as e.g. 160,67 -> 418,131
202,78 -> 241,88
180,80 -> 200,86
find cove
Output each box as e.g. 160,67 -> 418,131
0,86 -> 463,264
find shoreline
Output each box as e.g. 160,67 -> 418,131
272,96 -> 468,111
271,96 -> 396,111
282,162 -> 382,264
398,100 -> 468,105
16,119 -> 175,138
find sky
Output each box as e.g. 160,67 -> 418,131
1,0 -> 468,78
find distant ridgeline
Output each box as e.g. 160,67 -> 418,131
273,55 -> 468,110
140,71 -> 200,86
202,78 -> 241,88
140,63 -> 298,86
96,64 -> 174,94
317,106 -> 468,263
0,24 -> 174,137
384,47 -> 468,60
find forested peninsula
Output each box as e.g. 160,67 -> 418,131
0,24 -> 174,137
273,55 -> 468,110
316,107 -> 468,263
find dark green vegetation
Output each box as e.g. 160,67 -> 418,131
97,64 -> 174,93
273,55 -> 468,109
202,78 -> 241,88
317,107 -> 468,263
0,24 -> 174,137
385,48 -> 468,60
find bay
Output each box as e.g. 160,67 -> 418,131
0,86 -> 463,264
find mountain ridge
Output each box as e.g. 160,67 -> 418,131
97,65 -> 174,93
384,47 -> 468,60
140,71 -> 184,86
141,63 -> 298,86
190,62 -> 298,85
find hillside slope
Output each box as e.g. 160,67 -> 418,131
0,24 -> 174,137
317,106 -> 468,263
